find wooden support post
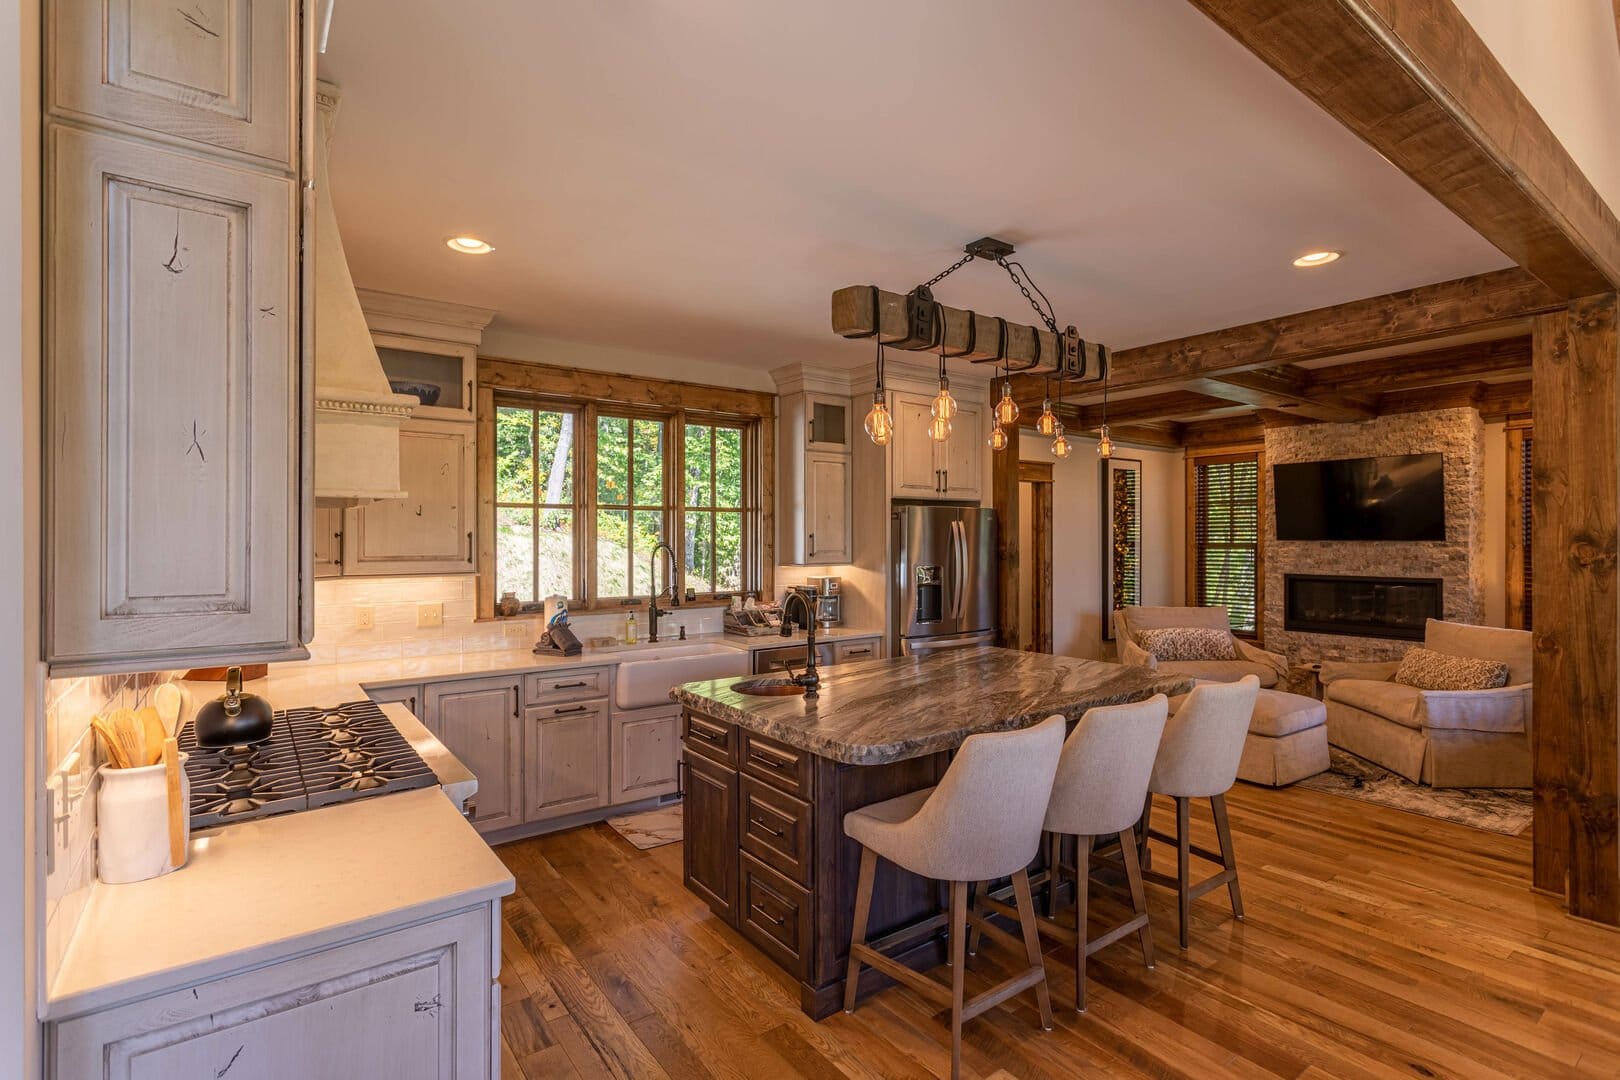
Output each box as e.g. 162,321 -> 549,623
993,397 -> 1021,650
1532,294 -> 1620,921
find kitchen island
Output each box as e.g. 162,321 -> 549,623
671,647 -> 1190,1018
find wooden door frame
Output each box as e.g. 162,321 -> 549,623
1018,461 -> 1054,653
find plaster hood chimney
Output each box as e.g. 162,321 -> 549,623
312,80 -> 416,506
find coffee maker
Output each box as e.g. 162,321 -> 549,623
808,576 -> 841,628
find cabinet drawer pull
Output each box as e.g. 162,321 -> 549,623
751,902 -> 786,926
691,725 -> 726,744
552,680 -> 590,689
749,815 -> 784,838
748,749 -> 790,771
845,647 -> 872,656
552,705 -> 590,715
753,879 -> 795,912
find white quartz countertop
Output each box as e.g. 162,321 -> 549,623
240,627 -> 886,711
46,787 -> 513,1020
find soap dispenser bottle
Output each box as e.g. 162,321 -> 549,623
625,612 -> 638,644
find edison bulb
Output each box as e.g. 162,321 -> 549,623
988,425 -> 1008,451
994,383 -> 1019,427
927,414 -> 952,442
1096,424 -> 1114,459
864,395 -> 892,446
931,385 -> 958,421
1052,433 -> 1071,459
1035,399 -> 1056,436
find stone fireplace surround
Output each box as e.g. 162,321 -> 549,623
1263,408 -> 1484,663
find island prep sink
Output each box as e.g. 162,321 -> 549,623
614,643 -> 749,708
731,677 -> 807,697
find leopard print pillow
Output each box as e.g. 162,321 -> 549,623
1393,646 -> 1510,691
1137,626 -> 1236,662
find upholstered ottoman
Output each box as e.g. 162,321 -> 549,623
1169,686 -> 1329,787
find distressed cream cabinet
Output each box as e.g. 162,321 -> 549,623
423,677 -> 524,834
778,389 -> 853,565
45,0 -> 311,674
889,391 -> 983,501
50,905 -> 499,1079
343,419 -> 476,575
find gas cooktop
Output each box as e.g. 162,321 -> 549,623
179,700 -> 437,829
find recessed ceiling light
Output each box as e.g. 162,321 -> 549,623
446,236 -> 494,255
1292,250 -> 1342,268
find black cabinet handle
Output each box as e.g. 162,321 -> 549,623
750,815 -> 784,838
552,704 -> 590,715
748,749 -> 789,771
552,680 -> 590,689
691,725 -> 725,744
751,902 -> 785,927
512,688 -> 519,718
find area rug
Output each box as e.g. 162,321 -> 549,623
1296,749 -> 1533,836
606,803 -> 683,849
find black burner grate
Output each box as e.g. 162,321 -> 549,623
179,700 -> 437,829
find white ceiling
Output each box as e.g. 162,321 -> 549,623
319,0 -> 1513,374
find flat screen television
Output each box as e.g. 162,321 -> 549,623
1272,453 -> 1445,542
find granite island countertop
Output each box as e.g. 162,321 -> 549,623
671,647 -> 1193,765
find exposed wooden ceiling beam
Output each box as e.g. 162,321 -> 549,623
1187,0 -> 1620,295
1009,269 -> 1558,401
1189,369 -> 1376,422
1053,389 -> 1236,428
1302,336 -> 1532,394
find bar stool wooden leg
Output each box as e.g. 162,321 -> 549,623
1118,828 -> 1155,970
1138,792 -> 1154,870
1011,869 -> 1054,1031
949,880 -> 967,1080
1072,835 -> 1093,1012
1045,831 -> 1061,917
1211,793 -> 1244,920
965,881 -> 982,957
844,847 -> 877,1013
1175,796 -> 1191,950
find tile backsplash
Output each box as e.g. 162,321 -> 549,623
309,575 -> 724,661
43,670 -> 183,991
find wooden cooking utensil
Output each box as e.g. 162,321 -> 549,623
153,683 -> 183,736
163,736 -> 185,869
137,706 -> 165,765
92,713 -> 130,769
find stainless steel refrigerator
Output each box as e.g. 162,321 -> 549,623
890,504 -> 998,655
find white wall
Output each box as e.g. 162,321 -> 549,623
481,327 -> 780,393
1453,0 -> 1620,218
1022,435 -> 1185,660
3,0 -> 41,1071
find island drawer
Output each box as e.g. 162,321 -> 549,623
740,731 -> 812,798
526,667 -> 609,705
833,638 -> 880,663
738,852 -> 813,980
739,775 -> 813,887
683,710 -> 737,765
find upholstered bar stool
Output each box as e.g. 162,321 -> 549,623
978,696 -> 1168,1013
1141,676 -> 1259,949
843,715 -> 1065,1080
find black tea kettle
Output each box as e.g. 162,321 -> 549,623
194,666 -> 275,747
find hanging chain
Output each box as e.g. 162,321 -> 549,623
994,256 -> 1059,334
918,250 -> 978,293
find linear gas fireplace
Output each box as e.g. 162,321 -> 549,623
1284,574 -> 1443,641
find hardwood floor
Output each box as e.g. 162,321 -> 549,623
494,783 -> 1620,1079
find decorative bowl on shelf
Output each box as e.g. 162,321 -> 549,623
389,379 -> 442,406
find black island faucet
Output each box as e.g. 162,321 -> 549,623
780,588 -> 821,696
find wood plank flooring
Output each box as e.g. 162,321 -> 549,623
494,783 -> 1620,1079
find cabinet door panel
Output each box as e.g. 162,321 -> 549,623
891,393 -> 941,498
682,750 -> 737,920
944,402 -> 984,500
804,452 -> 851,565
526,701 -> 609,822
51,0 -> 296,165
312,505 -> 344,579
611,710 -> 679,804
424,678 -> 522,833
48,126 -> 299,672
345,419 -> 474,575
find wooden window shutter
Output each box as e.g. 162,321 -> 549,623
1192,456 -> 1260,634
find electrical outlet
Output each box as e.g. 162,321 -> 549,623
503,622 -> 527,639
355,606 -> 375,631
416,603 -> 443,628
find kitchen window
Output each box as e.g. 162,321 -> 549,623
1187,451 -> 1263,636
478,360 -> 774,616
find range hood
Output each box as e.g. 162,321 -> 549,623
312,81 -> 415,506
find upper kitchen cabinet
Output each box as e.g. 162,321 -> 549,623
776,374 -> 854,565
342,419 -> 476,575
49,0 -> 297,167
890,390 -> 984,502
356,290 -> 493,425
44,15 -> 309,675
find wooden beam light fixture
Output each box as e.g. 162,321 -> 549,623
835,238 -> 1110,456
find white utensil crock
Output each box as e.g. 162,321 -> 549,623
97,757 -> 189,884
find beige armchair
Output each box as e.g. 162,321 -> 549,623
1321,619 -> 1532,788
1113,605 -> 1287,689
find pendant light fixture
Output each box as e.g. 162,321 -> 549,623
994,362 -> 1019,427
929,313 -> 955,441
1095,345 -> 1114,459
1050,373 -> 1070,457
1034,378 -> 1056,436
863,339 -> 893,446
988,424 -> 1008,451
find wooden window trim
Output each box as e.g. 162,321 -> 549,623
1185,447 -> 1266,641
476,359 -> 775,618
1506,422 -> 1532,631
